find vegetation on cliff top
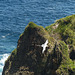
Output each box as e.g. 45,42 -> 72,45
45,15 -> 75,45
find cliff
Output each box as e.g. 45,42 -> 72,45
2,15 -> 75,75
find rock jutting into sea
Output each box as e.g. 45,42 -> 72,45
2,15 -> 75,75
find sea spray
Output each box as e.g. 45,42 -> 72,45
0,54 -> 9,75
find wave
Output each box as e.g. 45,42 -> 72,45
0,54 -> 9,75
1,36 -> 6,38
1,33 -> 10,38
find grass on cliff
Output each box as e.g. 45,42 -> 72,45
45,15 -> 75,45
20,22 -> 50,41
56,41 -> 75,74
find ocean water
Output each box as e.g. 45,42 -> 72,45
0,0 -> 75,74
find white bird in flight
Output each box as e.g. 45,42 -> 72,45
41,40 -> 48,54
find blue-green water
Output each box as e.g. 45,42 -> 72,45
0,0 -> 75,74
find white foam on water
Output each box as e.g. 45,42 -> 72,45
0,54 -> 9,65
0,54 -> 9,75
2,36 -> 6,38
1,33 -> 10,39
0,73 -> 1,75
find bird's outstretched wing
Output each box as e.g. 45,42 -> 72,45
45,40 -> 48,45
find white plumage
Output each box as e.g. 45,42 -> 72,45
41,40 -> 48,54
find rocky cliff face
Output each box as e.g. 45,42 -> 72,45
2,15 -> 75,75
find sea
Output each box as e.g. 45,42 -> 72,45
0,0 -> 75,74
